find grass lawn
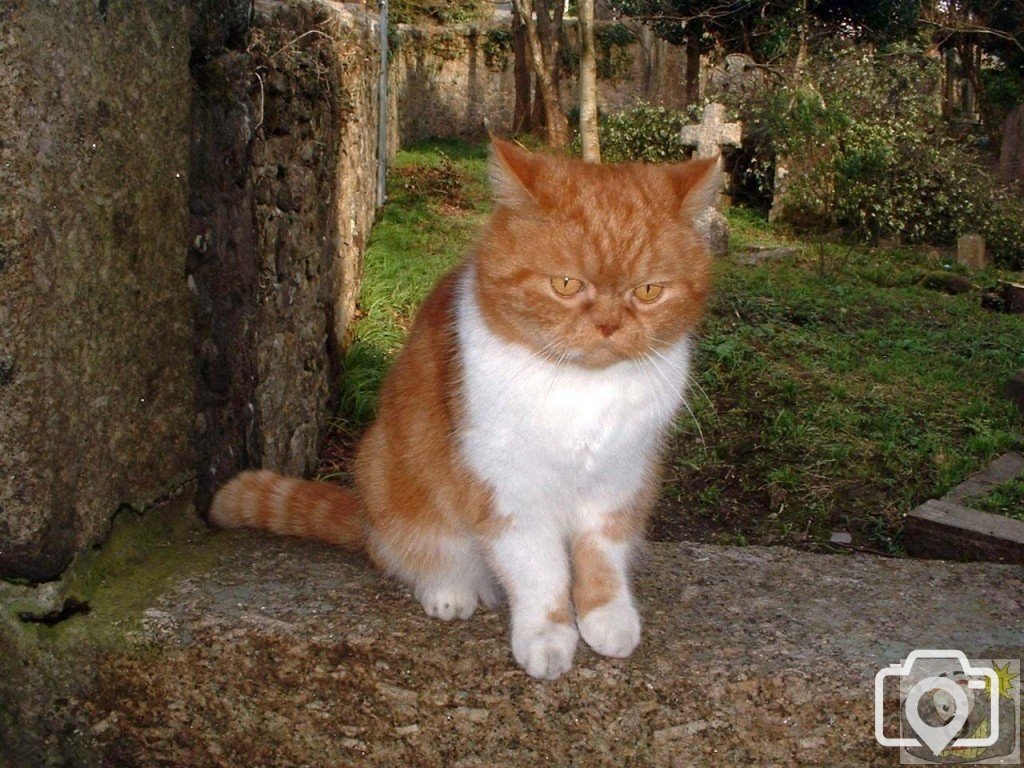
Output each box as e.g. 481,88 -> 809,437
973,476 -> 1024,521
324,138 -> 1024,555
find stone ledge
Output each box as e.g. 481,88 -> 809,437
2,533 -> 1021,766
906,498 -> 1024,564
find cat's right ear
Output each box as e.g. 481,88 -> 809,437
664,156 -> 721,222
489,138 -> 543,211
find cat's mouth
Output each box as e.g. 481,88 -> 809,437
561,342 -> 636,370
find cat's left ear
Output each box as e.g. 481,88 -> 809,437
664,157 -> 720,221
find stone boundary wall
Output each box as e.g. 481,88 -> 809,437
189,0 -> 381,510
0,0 -> 381,583
391,20 -> 688,146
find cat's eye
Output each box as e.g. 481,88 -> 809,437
633,283 -> 664,303
551,276 -> 584,297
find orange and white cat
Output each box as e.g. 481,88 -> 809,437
211,139 -> 718,679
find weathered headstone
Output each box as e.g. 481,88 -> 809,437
997,104 -> 1024,185
679,102 -> 742,166
680,103 -> 742,256
708,53 -> 765,99
957,233 -> 991,270
694,208 -> 729,257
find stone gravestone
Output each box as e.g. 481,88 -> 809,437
680,103 -> 742,257
708,53 -> 765,100
998,104 -> 1024,186
957,233 -> 991,270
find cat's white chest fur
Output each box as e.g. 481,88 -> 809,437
455,270 -> 692,524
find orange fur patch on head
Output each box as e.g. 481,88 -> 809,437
476,141 -> 717,367
571,533 -> 620,617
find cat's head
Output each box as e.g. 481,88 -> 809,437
473,138 -> 719,368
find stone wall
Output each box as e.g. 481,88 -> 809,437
189,0 -> 381,510
0,1 -> 196,581
0,0 -> 381,581
391,20 -> 688,146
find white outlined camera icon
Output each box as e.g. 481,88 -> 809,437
875,649 -> 1000,755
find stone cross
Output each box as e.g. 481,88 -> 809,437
680,102 -> 742,160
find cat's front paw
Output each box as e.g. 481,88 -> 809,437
578,601 -> 641,658
512,622 -> 579,680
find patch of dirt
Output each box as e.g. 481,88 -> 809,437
393,155 -> 471,212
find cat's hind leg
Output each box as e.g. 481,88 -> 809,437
366,521 -> 495,621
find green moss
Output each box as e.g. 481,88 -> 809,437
482,27 -> 512,71
595,22 -> 635,81
1,492 -> 231,649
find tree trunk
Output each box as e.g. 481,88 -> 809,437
578,0 -> 600,161
514,0 -> 570,148
532,74 -> 546,129
684,30 -> 700,107
512,2 -> 533,134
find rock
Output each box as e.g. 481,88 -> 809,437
695,207 -> 729,257
919,271 -> 974,295
0,0 -> 195,580
981,281 -> 1024,313
957,233 -> 991,270
997,104 -> 1024,186
2,530 -> 1022,766
736,246 -> 802,265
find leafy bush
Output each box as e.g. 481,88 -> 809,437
588,103 -> 699,163
735,41 -> 1024,268
983,188 -> 1024,270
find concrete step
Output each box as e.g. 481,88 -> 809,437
2,517 -> 1022,767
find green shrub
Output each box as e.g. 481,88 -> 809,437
735,41 -> 1024,268
590,103 -> 699,163
983,188 -> 1024,270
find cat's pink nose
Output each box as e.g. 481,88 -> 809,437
596,323 -> 618,338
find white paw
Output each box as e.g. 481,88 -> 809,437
578,601 -> 641,658
416,584 -> 478,621
512,622 -> 579,680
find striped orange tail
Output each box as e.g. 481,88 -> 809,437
209,470 -> 364,549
